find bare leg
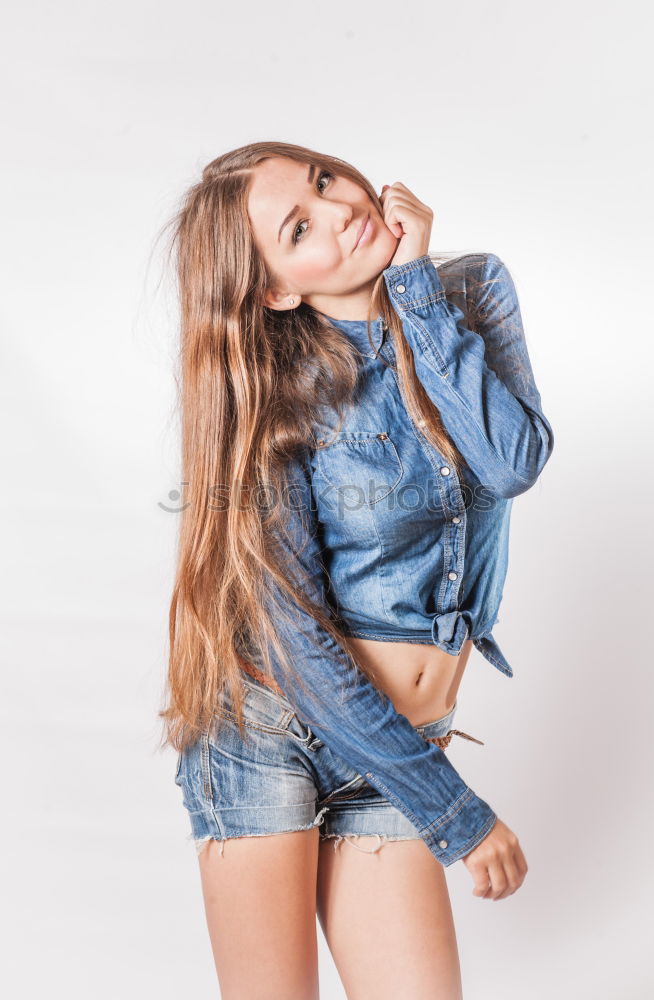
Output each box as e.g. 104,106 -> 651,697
198,828 -> 321,1000
317,835 -> 463,1000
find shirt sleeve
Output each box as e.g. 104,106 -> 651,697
382,253 -> 555,499
252,449 -> 497,867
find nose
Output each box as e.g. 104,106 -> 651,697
325,199 -> 354,231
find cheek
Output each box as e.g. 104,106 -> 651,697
291,251 -> 341,284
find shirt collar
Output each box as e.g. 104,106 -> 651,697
316,312 -> 387,358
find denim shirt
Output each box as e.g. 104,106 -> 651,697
246,252 -> 554,866
312,252 -> 554,678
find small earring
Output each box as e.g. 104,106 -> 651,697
289,297 -> 295,306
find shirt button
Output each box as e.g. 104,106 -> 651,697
448,571 -> 458,581
440,466 -> 450,476
381,321 -> 388,331
452,516 -> 461,524
438,839 -> 448,849
395,284 -> 406,294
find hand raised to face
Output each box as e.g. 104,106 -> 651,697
379,181 -> 434,268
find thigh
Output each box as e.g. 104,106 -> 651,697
316,836 -> 462,1000
199,828 -> 321,1000
174,677 -> 327,997
314,699 -> 467,999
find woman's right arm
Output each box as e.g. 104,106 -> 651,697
254,449 -> 497,868
381,252 -> 555,499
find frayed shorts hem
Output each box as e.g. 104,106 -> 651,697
185,799 -> 423,859
188,828 -> 420,859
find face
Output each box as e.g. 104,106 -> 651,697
247,156 -> 398,321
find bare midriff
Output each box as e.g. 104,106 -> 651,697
340,635 -> 474,727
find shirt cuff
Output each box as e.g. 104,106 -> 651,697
383,254 -> 446,307
420,787 -> 498,866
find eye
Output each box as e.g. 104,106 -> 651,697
292,170 -> 333,245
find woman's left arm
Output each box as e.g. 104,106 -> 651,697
383,252 -> 555,498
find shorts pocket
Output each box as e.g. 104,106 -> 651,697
211,677 -> 325,751
212,678 -> 297,737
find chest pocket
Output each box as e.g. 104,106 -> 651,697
313,431 -> 404,506
311,430 -> 404,623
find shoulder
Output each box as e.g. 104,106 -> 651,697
432,252 -> 517,316
433,251 -> 508,283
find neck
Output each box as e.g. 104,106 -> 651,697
304,276 -> 379,323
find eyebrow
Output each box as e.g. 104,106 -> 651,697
277,163 -> 316,243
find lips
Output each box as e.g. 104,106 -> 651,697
353,213 -> 370,251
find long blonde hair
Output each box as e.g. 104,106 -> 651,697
157,140 -> 473,754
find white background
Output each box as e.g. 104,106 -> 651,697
1,1 -> 652,997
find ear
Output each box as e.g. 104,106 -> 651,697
264,288 -> 300,312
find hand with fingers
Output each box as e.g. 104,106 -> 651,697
379,180 -> 434,268
462,817 -> 529,901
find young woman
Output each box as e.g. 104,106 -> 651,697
160,140 -> 554,999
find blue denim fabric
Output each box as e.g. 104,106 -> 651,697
175,672 -> 482,860
312,252 -> 554,676
240,252 -> 554,866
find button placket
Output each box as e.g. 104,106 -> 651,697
378,317 -> 467,616
370,317 -> 386,356
435,463 -> 465,612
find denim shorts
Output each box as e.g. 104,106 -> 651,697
174,672 -> 464,858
